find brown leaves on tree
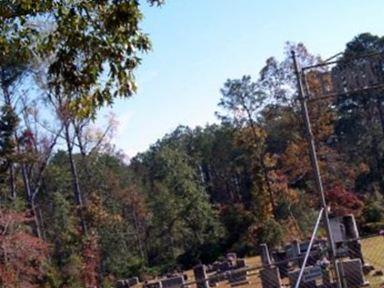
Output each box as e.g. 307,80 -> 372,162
0,210 -> 48,288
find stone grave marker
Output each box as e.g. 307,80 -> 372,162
272,250 -> 289,277
260,243 -> 272,266
288,265 -> 322,288
228,259 -> 248,286
117,277 -> 139,288
343,214 -> 359,240
160,275 -> 184,288
193,264 -> 209,288
260,266 -> 282,288
337,258 -> 368,288
144,280 -> 162,288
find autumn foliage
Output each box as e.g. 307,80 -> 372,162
0,210 -> 48,288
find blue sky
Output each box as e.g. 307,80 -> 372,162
104,0 -> 384,157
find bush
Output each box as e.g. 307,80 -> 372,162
362,201 -> 384,223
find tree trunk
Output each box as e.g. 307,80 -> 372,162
64,121 -> 87,235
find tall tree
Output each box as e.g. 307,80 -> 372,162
334,33 -> 384,195
218,75 -> 275,219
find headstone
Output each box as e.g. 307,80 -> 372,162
226,252 -> 237,261
343,215 -> 359,240
272,251 -> 289,277
299,241 -> 310,254
161,275 -> 184,288
117,277 -> 140,288
236,258 -> 246,269
208,274 -> 220,287
347,240 -> 364,264
288,266 -> 321,288
260,266 -> 282,288
228,270 -> 248,286
291,240 -> 301,258
212,261 -> 221,272
337,258 -> 368,288
193,264 -> 209,288
329,217 -> 346,243
260,243 -> 272,266
117,280 -> 126,288
144,280 -> 162,288
218,261 -> 231,272
226,252 -> 237,268
290,240 -> 304,266
229,259 -> 248,285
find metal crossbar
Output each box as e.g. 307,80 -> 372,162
294,208 -> 324,288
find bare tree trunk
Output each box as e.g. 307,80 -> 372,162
64,121 -> 88,235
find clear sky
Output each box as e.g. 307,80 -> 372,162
104,0 -> 384,157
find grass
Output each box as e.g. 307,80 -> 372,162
362,236 -> 384,288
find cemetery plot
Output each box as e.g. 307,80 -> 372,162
115,233 -> 384,288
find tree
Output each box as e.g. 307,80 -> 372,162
134,144 -> 223,269
334,33 -> 384,195
218,75 -> 275,220
0,0 -> 164,118
0,105 -> 18,199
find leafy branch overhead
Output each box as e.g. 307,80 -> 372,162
0,0 -> 164,117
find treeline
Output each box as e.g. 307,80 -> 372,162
1,3 -> 384,286
119,34 -> 384,276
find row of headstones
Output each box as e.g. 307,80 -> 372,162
117,274 -> 187,288
206,252 -> 239,274
260,258 -> 368,288
193,258 -> 249,288
141,274 -> 187,288
261,239 -> 330,278
259,215 -> 368,288
260,216 -> 365,278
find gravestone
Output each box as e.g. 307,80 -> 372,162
229,259 -> 248,286
208,274 -> 220,287
329,218 -> 346,244
337,258 -> 368,288
193,264 -> 209,288
347,240 -> 364,264
330,215 -> 359,244
260,266 -> 282,288
272,250 -> 289,277
212,261 -> 221,272
290,240 -> 304,266
343,215 -> 359,240
226,252 -> 237,261
228,271 -> 249,287
144,280 -> 162,288
218,261 -> 231,272
117,277 -> 139,288
291,240 -> 301,258
299,241 -> 310,254
288,266 -> 322,288
117,280 -> 126,288
260,243 -> 272,266
161,275 -> 184,288
236,258 -> 246,269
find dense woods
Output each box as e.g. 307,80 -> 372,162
1,2 -> 384,287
